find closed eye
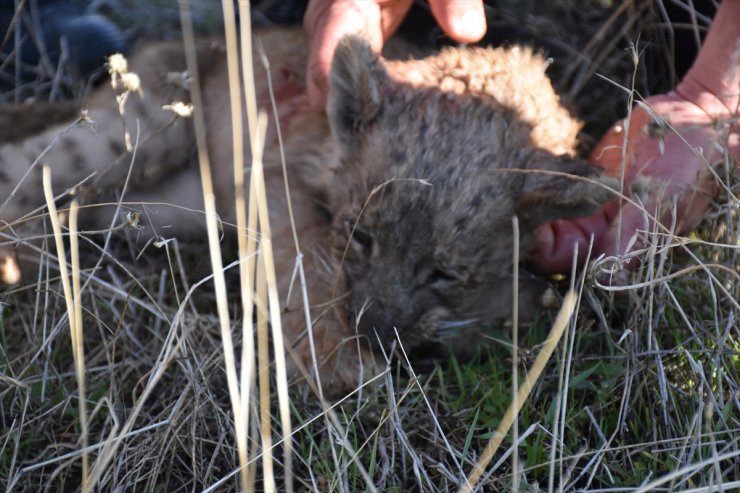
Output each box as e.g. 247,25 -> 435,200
351,227 -> 372,250
429,268 -> 457,285
346,218 -> 373,255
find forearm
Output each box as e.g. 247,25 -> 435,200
676,0 -> 740,116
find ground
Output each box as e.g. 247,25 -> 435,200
1,1 -> 738,491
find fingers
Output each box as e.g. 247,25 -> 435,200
530,208 -> 612,274
533,92 -> 735,276
305,0 -> 379,110
595,202 -> 649,261
428,0 -> 487,43
304,0 -> 486,110
304,0 -> 413,110
588,105 -> 653,180
377,0 -> 417,40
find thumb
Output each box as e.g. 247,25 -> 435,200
304,1 -> 384,110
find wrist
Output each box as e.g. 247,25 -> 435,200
675,70 -> 740,119
668,79 -> 740,160
674,0 -> 740,118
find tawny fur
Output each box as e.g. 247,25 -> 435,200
0,27 -> 611,392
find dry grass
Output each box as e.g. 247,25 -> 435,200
1,1 -> 739,491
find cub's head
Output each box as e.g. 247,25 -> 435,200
325,36 -> 613,352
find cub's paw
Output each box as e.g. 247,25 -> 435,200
284,314 -> 383,397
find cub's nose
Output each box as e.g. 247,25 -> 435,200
355,302 -> 396,346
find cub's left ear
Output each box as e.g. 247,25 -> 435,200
516,151 -> 617,226
327,35 -> 388,151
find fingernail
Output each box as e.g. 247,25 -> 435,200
452,8 -> 486,41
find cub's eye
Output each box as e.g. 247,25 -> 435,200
429,268 -> 457,285
346,218 -> 373,255
352,227 -> 373,250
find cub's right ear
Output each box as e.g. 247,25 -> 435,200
327,35 -> 387,150
515,152 -> 618,226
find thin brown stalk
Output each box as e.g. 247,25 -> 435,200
177,2 -> 247,492
459,291 -> 577,492
248,110 -> 294,492
510,216 -> 519,493
221,0 -> 253,490
236,3 -> 270,489
42,168 -> 88,492
239,1 -> 294,488
256,245 -> 276,492
68,201 -> 87,492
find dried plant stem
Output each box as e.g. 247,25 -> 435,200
221,0 -> 254,490
249,111 -> 294,493
239,1 -> 294,489
42,167 -> 88,492
256,245 -> 275,492
68,201 -> 87,491
510,216 -> 519,493
459,290 -> 577,493
177,2 -> 248,492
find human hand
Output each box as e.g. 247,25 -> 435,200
304,0 -> 487,110
533,91 -> 739,274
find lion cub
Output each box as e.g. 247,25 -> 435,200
0,28 -> 610,391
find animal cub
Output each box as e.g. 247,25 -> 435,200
0,28 -> 611,391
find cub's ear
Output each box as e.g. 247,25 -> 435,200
327,35 -> 386,150
516,151 -> 618,226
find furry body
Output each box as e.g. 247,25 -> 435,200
0,28 -> 610,390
